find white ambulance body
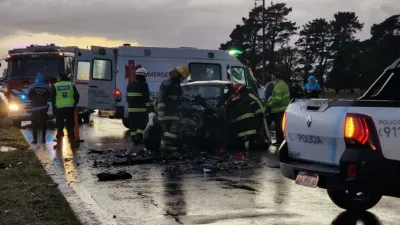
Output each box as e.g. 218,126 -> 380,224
78,45 -> 258,128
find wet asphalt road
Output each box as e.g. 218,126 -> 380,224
19,113 -> 400,225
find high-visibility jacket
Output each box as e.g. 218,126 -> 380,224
156,78 -> 182,121
54,81 -> 75,108
265,80 -> 290,113
126,80 -> 152,113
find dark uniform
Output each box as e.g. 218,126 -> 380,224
290,82 -> 304,99
126,73 -> 152,145
225,83 -> 266,151
157,66 -> 190,157
27,74 -> 51,144
51,73 -> 80,145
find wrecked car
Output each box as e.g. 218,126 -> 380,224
144,81 -> 271,154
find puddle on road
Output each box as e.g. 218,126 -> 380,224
0,146 -> 17,152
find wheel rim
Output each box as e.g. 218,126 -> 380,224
346,190 -> 373,202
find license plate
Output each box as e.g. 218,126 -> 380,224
295,172 -> 319,188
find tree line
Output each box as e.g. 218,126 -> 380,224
220,3 -> 400,93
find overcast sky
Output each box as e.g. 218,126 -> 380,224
0,0 -> 398,60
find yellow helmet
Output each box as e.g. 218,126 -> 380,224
175,65 -> 190,79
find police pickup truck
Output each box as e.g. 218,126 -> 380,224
280,57 -> 400,211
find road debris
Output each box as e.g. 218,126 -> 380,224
88,149 -> 113,155
97,171 -> 132,181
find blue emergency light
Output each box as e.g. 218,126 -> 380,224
20,94 -> 26,100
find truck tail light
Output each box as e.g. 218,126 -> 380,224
282,111 -> 287,140
344,113 -> 381,150
114,89 -> 121,102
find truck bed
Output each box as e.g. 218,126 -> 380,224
284,98 -> 400,165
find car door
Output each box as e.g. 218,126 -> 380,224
72,49 -> 92,108
88,46 -> 116,110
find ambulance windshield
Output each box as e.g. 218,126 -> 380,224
8,58 -> 63,79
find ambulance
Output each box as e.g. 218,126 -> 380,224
1,44 -> 91,127
76,44 -> 260,128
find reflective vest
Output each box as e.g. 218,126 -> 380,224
266,80 -> 290,113
54,81 -> 75,108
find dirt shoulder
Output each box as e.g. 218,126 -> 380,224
0,119 -> 81,225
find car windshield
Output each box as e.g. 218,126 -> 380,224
8,58 -> 63,79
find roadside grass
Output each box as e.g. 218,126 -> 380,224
0,118 -> 81,225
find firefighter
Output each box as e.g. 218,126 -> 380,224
157,65 -> 190,158
51,72 -> 80,148
125,68 -> 152,155
27,74 -> 51,144
225,83 -> 266,151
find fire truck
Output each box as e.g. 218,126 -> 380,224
0,44 -> 91,127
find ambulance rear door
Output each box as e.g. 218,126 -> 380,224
228,62 -> 258,94
72,49 -> 92,108
88,46 -> 116,110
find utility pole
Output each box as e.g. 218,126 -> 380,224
262,0 -> 266,81
255,0 -> 266,83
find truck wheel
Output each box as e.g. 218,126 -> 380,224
12,120 -> 21,128
327,189 -> 382,212
82,113 -> 90,124
122,118 -> 129,129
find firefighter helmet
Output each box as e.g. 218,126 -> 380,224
175,66 -> 190,79
135,68 -> 148,76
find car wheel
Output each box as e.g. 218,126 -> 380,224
327,189 -> 382,212
122,118 -> 129,129
12,120 -> 21,128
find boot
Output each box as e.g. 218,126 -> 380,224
32,129 -> 38,144
41,131 -> 46,144
125,144 -> 138,157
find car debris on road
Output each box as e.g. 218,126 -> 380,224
97,171 -> 132,182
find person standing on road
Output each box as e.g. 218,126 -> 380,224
304,75 -> 321,98
290,77 -> 304,99
51,72 -> 80,148
125,68 -> 153,156
27,74 -> 51,144
265,72 -> 290,146
157,66 -> 190,159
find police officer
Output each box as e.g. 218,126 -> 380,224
126,68 -> 152,155
225,83 -> 266,151
157,66 -> 190,158
51,72 -> 80,148
27,74 -> 51,144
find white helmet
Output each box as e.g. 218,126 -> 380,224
135,68 -> 148,76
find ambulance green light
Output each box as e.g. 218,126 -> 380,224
228,49 -> 243,56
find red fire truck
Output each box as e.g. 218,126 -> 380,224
1,44 -> 91,127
